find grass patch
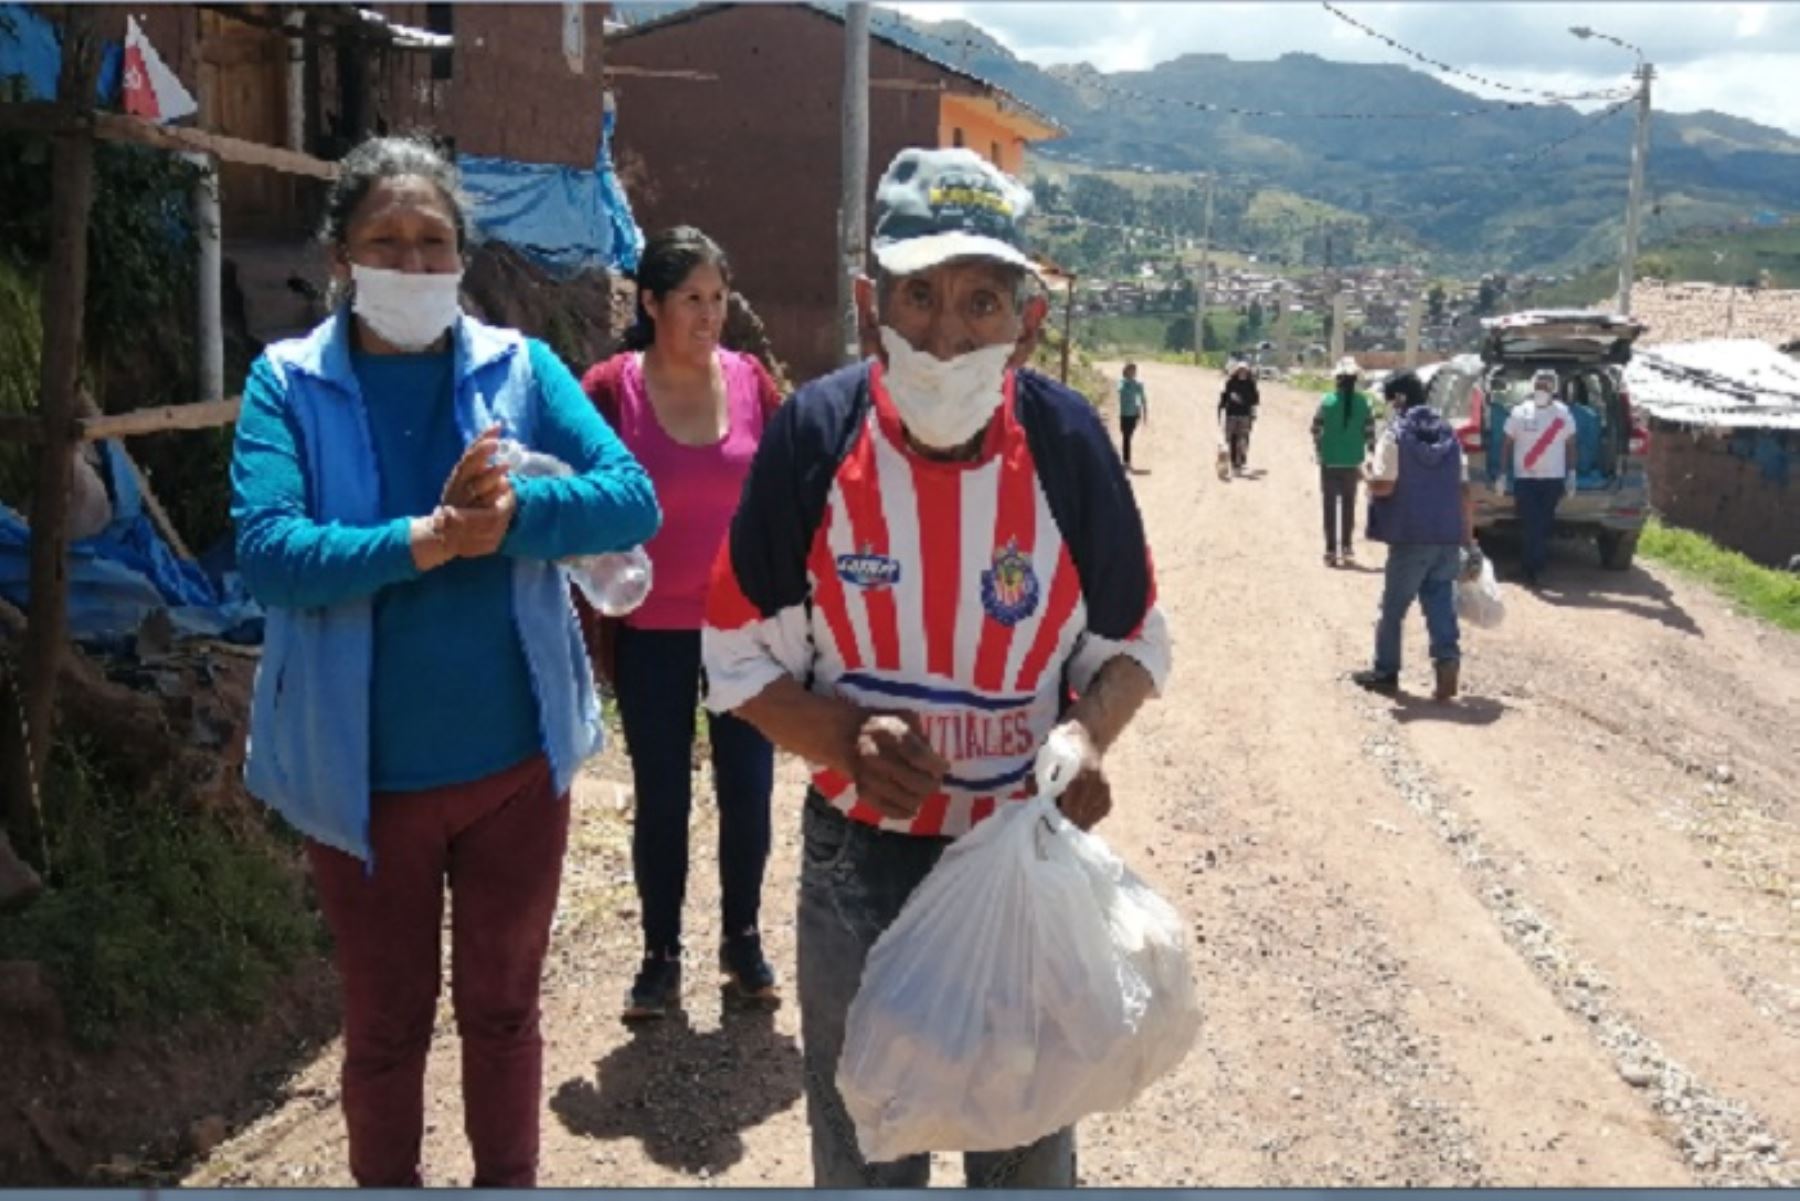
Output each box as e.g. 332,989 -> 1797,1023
1640,519 -> 1800,632
0,734 -> 324,1048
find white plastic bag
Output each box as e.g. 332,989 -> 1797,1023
491,439 -> 653,616
1455,555 -> 1505,630
836,732 -> 1203,1163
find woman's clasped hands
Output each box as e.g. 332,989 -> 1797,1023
410,424 -> 518,570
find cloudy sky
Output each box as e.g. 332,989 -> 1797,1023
882,2 -> 1800,136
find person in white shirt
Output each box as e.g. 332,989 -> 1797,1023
1500,368 -> 1578,587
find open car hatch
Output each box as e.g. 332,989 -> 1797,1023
1480,310 -> 1645,366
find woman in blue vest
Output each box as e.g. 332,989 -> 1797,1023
230,136 -> 660,1187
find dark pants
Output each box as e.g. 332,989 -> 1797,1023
1120,414 -> 1140,466
1373,544 -> 1462,677
1225,414 -> 1253,469
797,794 -> 1077,1186
306,754 -> 569,1188
1321,466 -> 1361,554
613,624 -> 775,954
1514,477 -> 1565,581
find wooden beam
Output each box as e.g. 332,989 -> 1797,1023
870,78 -> 946,92
76,398 -> 242,442
603,65 -> 718,81
91,113 -> 338,179
9,8 -> 101,869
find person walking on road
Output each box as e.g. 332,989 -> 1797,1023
1500,367 -> 1579,588
580,227 -> 786,1022
1312,356 -> 1375,566
230,136 -> 661,1187
1117,361 -> 1147,469
1353,370 -> 1479,703
1219,359 -> 1260,473
702,146 -> 1171,1188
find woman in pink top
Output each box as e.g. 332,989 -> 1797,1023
581,228 -> 784,1021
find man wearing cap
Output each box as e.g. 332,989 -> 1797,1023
1311,357 -> 1375,566
1500,368 -> 1578,587
702,147 -> 1171,1186
1353,371 -> 1478,702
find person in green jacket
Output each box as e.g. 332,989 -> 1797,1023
1311,356 -> 1375,566
1117,362 -> 1147,469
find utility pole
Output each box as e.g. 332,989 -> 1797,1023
837,2 -> 871,365
1571,26 -> 1653,317
1618,61 -> 1654,317
1191,173 -> 1214,366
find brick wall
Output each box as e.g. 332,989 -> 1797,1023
1648,420 -> 1800,568
608,5 -> 961,385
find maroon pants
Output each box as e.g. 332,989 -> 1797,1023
306,754 -> 570,1188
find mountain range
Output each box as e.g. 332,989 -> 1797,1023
610,4 -> 1800,275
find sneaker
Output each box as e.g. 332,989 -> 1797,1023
1352,669 -> 1401,695
622,952 -> 682,1023
1341,546 -> 1357,566
719,931 -> 781,1011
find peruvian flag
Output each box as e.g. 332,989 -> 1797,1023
122,15 -> 197,124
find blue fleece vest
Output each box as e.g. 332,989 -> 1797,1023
243,310 -> 600,862
1367,411 -> 1466,547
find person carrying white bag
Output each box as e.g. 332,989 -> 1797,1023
838,731 -> 1202,1164
701,146 -> 1173,1187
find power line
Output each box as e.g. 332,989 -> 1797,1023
1503,96 -> 1634,171
1321,2 -> 1637,103
868,10 -> 1532,121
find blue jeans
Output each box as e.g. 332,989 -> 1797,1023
1373,543 -> 1462,677
796,794 -> 1078,1187
613,625 -> 774,954
1514,477 -> 1565,579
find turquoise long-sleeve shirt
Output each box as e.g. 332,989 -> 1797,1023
232,338 -> 660,791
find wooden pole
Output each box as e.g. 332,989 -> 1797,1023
836,2 -> 870,366
6,8 -> 102,866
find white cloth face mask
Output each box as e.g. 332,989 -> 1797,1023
878,327 -> 1014,451
351,263 -> 464,351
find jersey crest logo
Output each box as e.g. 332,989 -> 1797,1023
980,539 -> 1040,627
837,547 -> 901,589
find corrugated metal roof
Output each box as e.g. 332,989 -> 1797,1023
1627,339 -> 1800,431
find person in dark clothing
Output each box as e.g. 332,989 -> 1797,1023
1219,360 -> 1260,473
1353,371 -> 1479,703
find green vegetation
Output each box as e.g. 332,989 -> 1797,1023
1522,224 -> 1800,309
0,734 -> 323,1047
1641,519 -> 1800,633
0,258 -> 41,512
0,129 -> 310,1049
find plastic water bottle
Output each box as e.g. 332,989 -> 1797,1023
489,439 -> 653,617
567,547 -> 654,617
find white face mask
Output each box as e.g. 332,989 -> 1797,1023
878,327 -> 1013,451
350,263 -> 463,351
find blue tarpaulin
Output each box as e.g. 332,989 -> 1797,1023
0,3 -> 122,103
458,105 -> 642,277
0,442 -> 262,648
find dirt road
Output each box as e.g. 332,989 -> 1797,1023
188,361 -> 1799,1187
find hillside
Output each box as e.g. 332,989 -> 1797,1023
607,3 -> 1800,275
868,12 -> 1800,275
1521,222 -> 1800,308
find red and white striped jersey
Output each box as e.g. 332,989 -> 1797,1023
704,361 -> 1170,838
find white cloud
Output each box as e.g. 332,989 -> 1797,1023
879,1 -> 1800,134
